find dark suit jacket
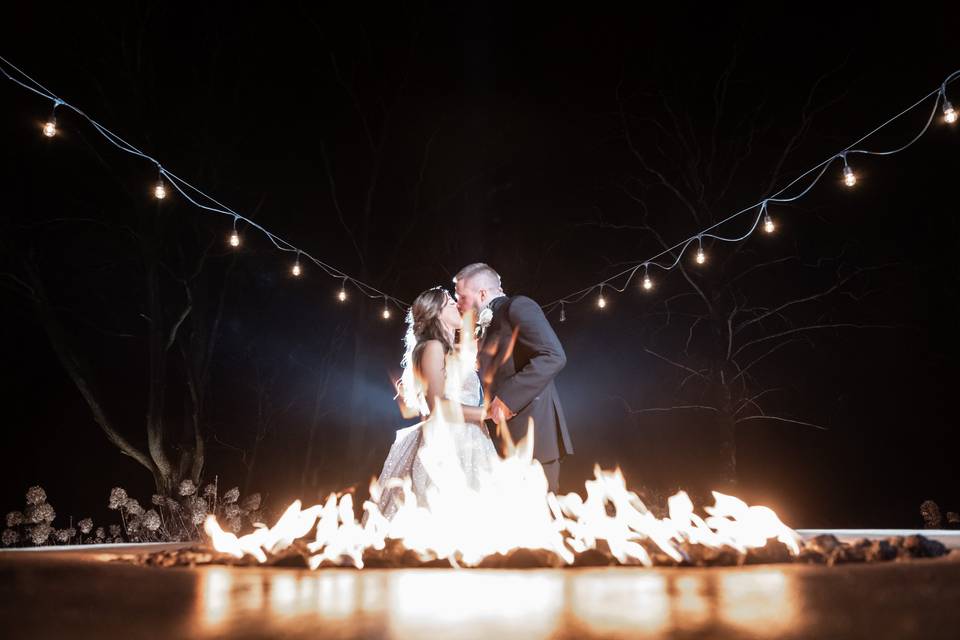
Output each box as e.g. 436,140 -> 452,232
478,295 -> 573,462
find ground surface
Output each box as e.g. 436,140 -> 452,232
3,537 -> 960,639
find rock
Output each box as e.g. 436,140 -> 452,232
798,548 -> 827,564
902,535 -> 948,559
864,539 -> 897,562
679,542 -> 741,567
831,540 -> 867,565
745,541 -> 794,565
361,539 -> 440,568
419,557 -> 454,568
571,548 -> 614,567
805,534 -> 841,556
477,548 -> 562,569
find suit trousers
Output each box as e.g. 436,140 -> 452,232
541,458 -> 561,493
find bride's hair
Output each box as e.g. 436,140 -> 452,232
398,287 -> 455,412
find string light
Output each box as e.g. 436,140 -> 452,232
944,99 -> 957,124
841,155 -> 857,187
597,287 -> 607,309
291,252 -> 302,277
842,165 -> 856,187
642,264 -> 653,291
0,55 -> 409,317
382,299 -> 391,320
338,284 -> 348,302
153,169 -> 166,200
762,203 -> 775,234
4,54 -> 958,322
229,218 -> 240,248
42,99 -> 61,137
560,304 -> 566,322
539,71 -> 960,317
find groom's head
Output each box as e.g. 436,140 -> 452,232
454,263 -> 503,315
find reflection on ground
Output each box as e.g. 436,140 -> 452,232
198,565 -> 801,639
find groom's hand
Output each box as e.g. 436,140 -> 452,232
489,396 -> 515,425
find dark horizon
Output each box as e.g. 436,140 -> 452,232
2,2 -> 958,533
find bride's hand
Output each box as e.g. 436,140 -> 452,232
488,397 -> 514,424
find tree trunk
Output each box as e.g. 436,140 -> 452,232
718,410 -> 738,487
143,227 -> 174,493
24,259 -> 159,478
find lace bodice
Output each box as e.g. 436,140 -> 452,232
453,369 -> 483,409
410,352 -> 481,417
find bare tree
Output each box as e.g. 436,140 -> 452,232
1,206 -> 236,495
594,57 -> 899,484
0,9 -> 248,494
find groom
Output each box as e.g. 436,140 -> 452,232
454,263 -> 572,492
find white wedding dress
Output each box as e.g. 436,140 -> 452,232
373,361 -> 499,520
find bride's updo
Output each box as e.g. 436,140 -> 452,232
398,287 -> 455,412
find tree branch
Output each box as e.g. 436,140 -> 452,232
735,264 -> 896,335
735,414 -> 828,431
733,323 -> 901,359
644,347 -> 708,379
729,338 -> 804,383
613,396 -> 719,416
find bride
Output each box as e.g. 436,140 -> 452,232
373,286 -> 499,519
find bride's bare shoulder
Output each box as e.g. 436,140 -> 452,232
415,339 -> 445,366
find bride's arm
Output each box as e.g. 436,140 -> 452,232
418,340 -> 447,416
421,341 -> 486,424
460,403 -> 486,424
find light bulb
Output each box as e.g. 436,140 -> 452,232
154,181 -> 166,200
843,165 -> 856,187
560,306 -> 566,322
338,288 -> 347,302
292,262 -> 301,277
229,231 -> 240,247
643,274 -> 653,290
42,120 -> 56,138
764,215 -> 775,233
696,248 -> 706,264
382,307 -> 391,320
597,295 -> 607,309
944,100 -> 957,124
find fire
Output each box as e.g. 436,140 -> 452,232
205,410 -> 798,567
206,312 -> 798,567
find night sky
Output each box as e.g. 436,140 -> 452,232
2,3 -> 958,531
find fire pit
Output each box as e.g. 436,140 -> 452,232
188,421 -> 950,571
5,423 -> 957,638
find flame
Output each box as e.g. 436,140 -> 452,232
206,319 -> 800,568
205,416 -> 799,567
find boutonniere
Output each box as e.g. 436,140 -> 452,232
475,306 -> 494,338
